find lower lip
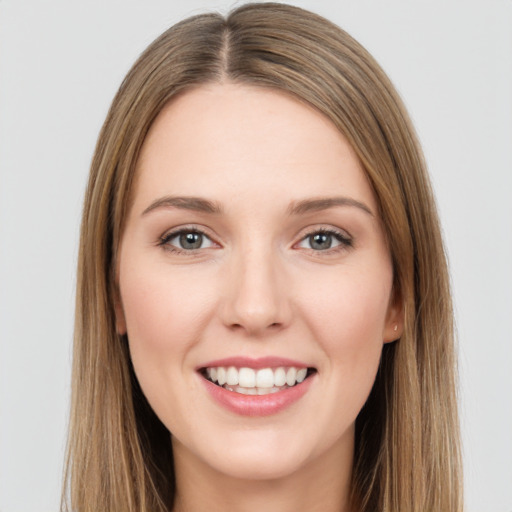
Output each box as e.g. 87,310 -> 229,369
200,373 -> 315,417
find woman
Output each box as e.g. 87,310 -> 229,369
62,3 -> 463,511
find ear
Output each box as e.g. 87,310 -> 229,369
383,287 -> 404,343
114,288 -> 127,335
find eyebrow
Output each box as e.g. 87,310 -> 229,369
141,195 -> 373,218
287,197 -> 374,216
142,196 -> 223,216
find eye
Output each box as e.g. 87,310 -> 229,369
159,228 -> 216,252
296,229 -> 352,251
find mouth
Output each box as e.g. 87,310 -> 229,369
200,365 -> 317,396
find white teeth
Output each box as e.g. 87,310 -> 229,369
223,385 -> 286,395
204,365 -> 312,393
239,367 -> 256,388
296,368 -> 307,383
256,368 -> 274,388
226,366 -> 239,386
217,367 -> 226,386
286,367 -> 297,386
274,367 -> 286,387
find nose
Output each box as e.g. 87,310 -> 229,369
220,245 -> 292,336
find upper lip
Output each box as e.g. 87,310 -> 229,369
197,356 -> 314,371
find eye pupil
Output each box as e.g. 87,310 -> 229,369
310,233 -> 332,250
179,232 -> 203,249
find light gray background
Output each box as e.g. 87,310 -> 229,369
1,1 -> 511,511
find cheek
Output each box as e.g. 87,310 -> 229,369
118,261 -> 216,393
120,265 -> 212,351
302,269 -> 392,440
118,264 -> 217,428
298,265 -> 392,372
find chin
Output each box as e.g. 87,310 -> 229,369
187,428 -> 315,482
210,450 -> 308,482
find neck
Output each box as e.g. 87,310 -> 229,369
171,434 -> 354,512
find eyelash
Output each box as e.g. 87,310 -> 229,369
157,226 -> 353,254
158,227 -> 214,255
297,228 -> 353,253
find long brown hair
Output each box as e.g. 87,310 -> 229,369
62,3 -> 463,511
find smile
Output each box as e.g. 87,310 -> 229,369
202,366 -> 315,395
197,357 -> 317,416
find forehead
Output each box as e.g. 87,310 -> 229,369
132,83 -> 377,214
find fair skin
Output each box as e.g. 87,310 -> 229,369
116,83 -> 402,512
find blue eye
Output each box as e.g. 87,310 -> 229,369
297,230 -> 352,251
160,229 -> 215,251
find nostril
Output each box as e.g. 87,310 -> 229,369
227,321 -> 283,333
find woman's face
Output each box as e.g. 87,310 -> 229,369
116,83 -> 401,481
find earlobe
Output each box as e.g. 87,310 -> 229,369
383,316 -> 403,344
383,291 -> 404,343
